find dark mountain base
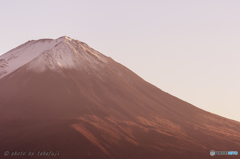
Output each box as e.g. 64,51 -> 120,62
1,119 -> 239,159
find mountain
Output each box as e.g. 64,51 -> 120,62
0,36 -> 239,159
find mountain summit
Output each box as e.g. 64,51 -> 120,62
0,36 -> 109,79
0,36 -> 240,159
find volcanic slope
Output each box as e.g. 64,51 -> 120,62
0,36 -> 239,159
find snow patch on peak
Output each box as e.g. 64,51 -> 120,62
26,39 -> 111,74
0,59 -> 8,76
26,50 -> 61,73
57,62 -> 62,67
0,38 -> 63,79
57,36 -> 72,42
0,36 -> 113,79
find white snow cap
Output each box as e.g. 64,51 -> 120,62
0,36 -> 110,79
58,36 -> 72,41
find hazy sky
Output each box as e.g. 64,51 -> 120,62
1,0 -> 240,121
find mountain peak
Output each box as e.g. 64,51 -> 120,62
0,36 -> 110,79
58,36 -> 72,42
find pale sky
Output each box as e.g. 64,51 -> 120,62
0,0 -> 240,121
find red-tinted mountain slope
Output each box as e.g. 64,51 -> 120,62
0,36 -> 239,159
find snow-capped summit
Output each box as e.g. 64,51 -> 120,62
0,36 -> 109,79
58,36 -> 72,41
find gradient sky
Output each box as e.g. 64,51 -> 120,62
1,0 -> 240,121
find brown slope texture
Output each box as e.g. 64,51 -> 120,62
0,37 -> 240,159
